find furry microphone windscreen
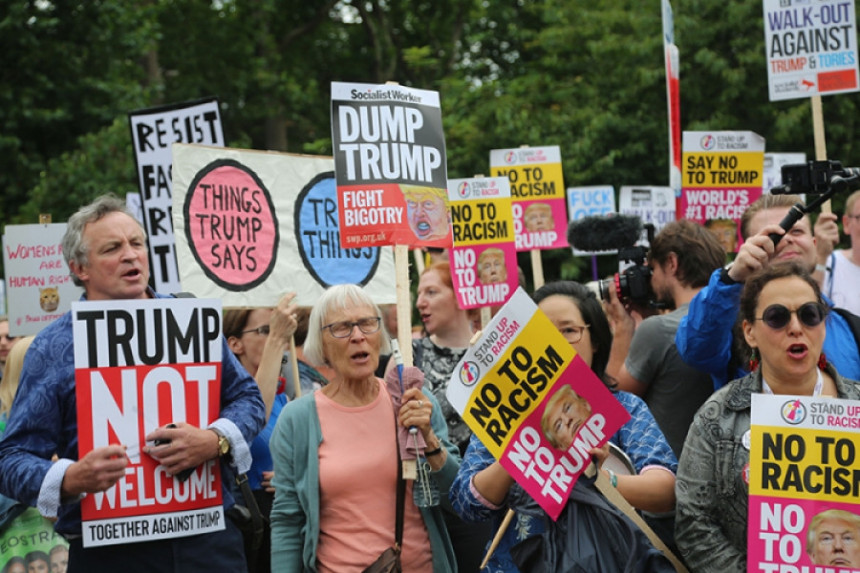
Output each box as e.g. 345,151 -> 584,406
566,214 -> 643,252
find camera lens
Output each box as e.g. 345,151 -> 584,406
598,274 -> 619,301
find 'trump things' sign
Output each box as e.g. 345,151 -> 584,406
172,144 -> 396,307
74,297 -> 225,547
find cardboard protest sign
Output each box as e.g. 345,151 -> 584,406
2,224 -> 84,336
490,146 -> 568,251
129,98 -> 225,295
330,82 -> 451,249
618,186 -> 677,247
763,0 -> 860,101
567,186 -> 617,256
446,288 -> 630,519
447,177 -> 517,309
74,298 -> 225,547
748,394 -> 860,572
682,131 -> 764,252
172,144 -> 396,307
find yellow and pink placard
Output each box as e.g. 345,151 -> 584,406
446,288 -> 630,519
682,131 -> 764,252
489,146 -> 567,251
330,82 -> 451,249
748,394 -> 860,572
447,177 -> 517,310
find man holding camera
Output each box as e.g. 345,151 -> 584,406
675,193 -> 860,390
605,219 -> 726,457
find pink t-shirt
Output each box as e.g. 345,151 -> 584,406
315,380 -> 433,573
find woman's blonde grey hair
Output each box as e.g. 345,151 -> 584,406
303,284 -> 391,367
0,336 -> 36,417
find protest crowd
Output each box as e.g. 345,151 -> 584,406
3,18 -> 860,570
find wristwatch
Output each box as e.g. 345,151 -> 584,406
213,429 -> 230,457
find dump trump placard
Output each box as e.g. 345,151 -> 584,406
447,177 -> 517,309
748,394 -> 860,572
331,82 -> 451,249
74,297 -> 225,547
490,146 -> 567,251
446,288 -> 630,519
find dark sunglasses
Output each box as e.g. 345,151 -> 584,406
755,302 -> 828,330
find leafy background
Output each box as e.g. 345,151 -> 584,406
3,0 -> 858,287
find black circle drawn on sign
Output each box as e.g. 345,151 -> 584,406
183,158 -> 279,292
294,171 -> 381,288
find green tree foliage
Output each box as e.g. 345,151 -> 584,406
4,0 -> 860,284
0,1 -> 153,225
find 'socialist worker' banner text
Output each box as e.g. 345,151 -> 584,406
490,146 -> 568,251
446,288 -> 630,520
748,394 -> 860,572
331,82 -> 451,249
74,298 -> 225,547
447,177 -> 517,309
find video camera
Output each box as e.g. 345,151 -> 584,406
769,159 -> 860,246
597,241 -> 654,308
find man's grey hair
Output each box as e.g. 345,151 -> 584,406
62,194 -> 145,287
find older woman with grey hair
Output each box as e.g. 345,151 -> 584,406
269,284 -> 459,572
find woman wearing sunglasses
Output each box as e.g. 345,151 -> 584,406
675,262 -> 860,571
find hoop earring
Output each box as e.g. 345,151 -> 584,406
818,352 -> 827,371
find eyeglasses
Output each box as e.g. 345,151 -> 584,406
755,302 -> 827,330
559,324 -> 590,344
240,325 -> 270,336
322,316 -> 381,338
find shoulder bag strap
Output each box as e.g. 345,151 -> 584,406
235,472 -> 266,548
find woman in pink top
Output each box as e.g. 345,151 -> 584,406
269,284 -> 459,572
